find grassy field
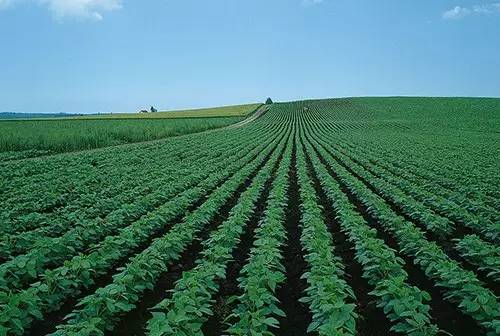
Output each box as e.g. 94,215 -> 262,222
0,116 -> 242,160
0,103 -> 260,160
0,97 -> 498,336
67,103 -> 261,119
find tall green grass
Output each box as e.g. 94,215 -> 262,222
0,117 -> 242,158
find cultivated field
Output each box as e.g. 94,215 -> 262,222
0,98 -> 498,336
0,117 -> 243,160
66,103 -> 261,120
0,103 -> 265,161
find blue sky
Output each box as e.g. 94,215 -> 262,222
0,1 -> 499,113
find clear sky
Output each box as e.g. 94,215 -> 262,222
1,0 -> 499,113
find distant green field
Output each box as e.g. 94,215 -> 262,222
0,116 -> 242,160
67,103 -> 261,120
322,96 -> 500,128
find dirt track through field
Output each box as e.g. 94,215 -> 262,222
227,104 -> 268,128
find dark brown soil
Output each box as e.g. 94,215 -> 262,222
202,138 -> 285,335
27,140 -> 279,336
275,139 -> 312,336
301,138 -> 394,336
310,140 -> 483,335
328,146 -> 498,295
109,139 -> 285,336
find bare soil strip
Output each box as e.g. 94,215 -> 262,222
275,140 -> 312,335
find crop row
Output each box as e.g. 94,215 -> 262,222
0,127 -> 278,292
334,128 -> 499,209
294,130 -> 357,335
328,136 -> 498,225
318,134 -> 498,242
455,235 -> 500,283
0,123 -> 275,235
301,111 -> 500,285
303,102 -> 499,212
304,120 -> 499,285
301,129 -> 439,335
0,152 -> 228,260
142,132 -> 289,336
302,123 -> 499,334
304,105 -> 498,231
0,122 -> 278,257
1,137 -> 193,220
226,129 -> 293,335
0,124 -> 288,335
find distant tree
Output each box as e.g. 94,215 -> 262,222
150,106 -> 158,113
265,97 -> 273,105
140,109 -> 148,113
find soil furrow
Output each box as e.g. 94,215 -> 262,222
28,144 -> 277,336
301,139 -> 394,335
310,141 -> 480,335
201,146 -> 283,335
321,145 -> 498,294
275,139 -> 312,336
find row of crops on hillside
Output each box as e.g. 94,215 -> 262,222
0,97 -> 498,335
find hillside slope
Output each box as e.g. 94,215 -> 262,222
0,97 -> 498,336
